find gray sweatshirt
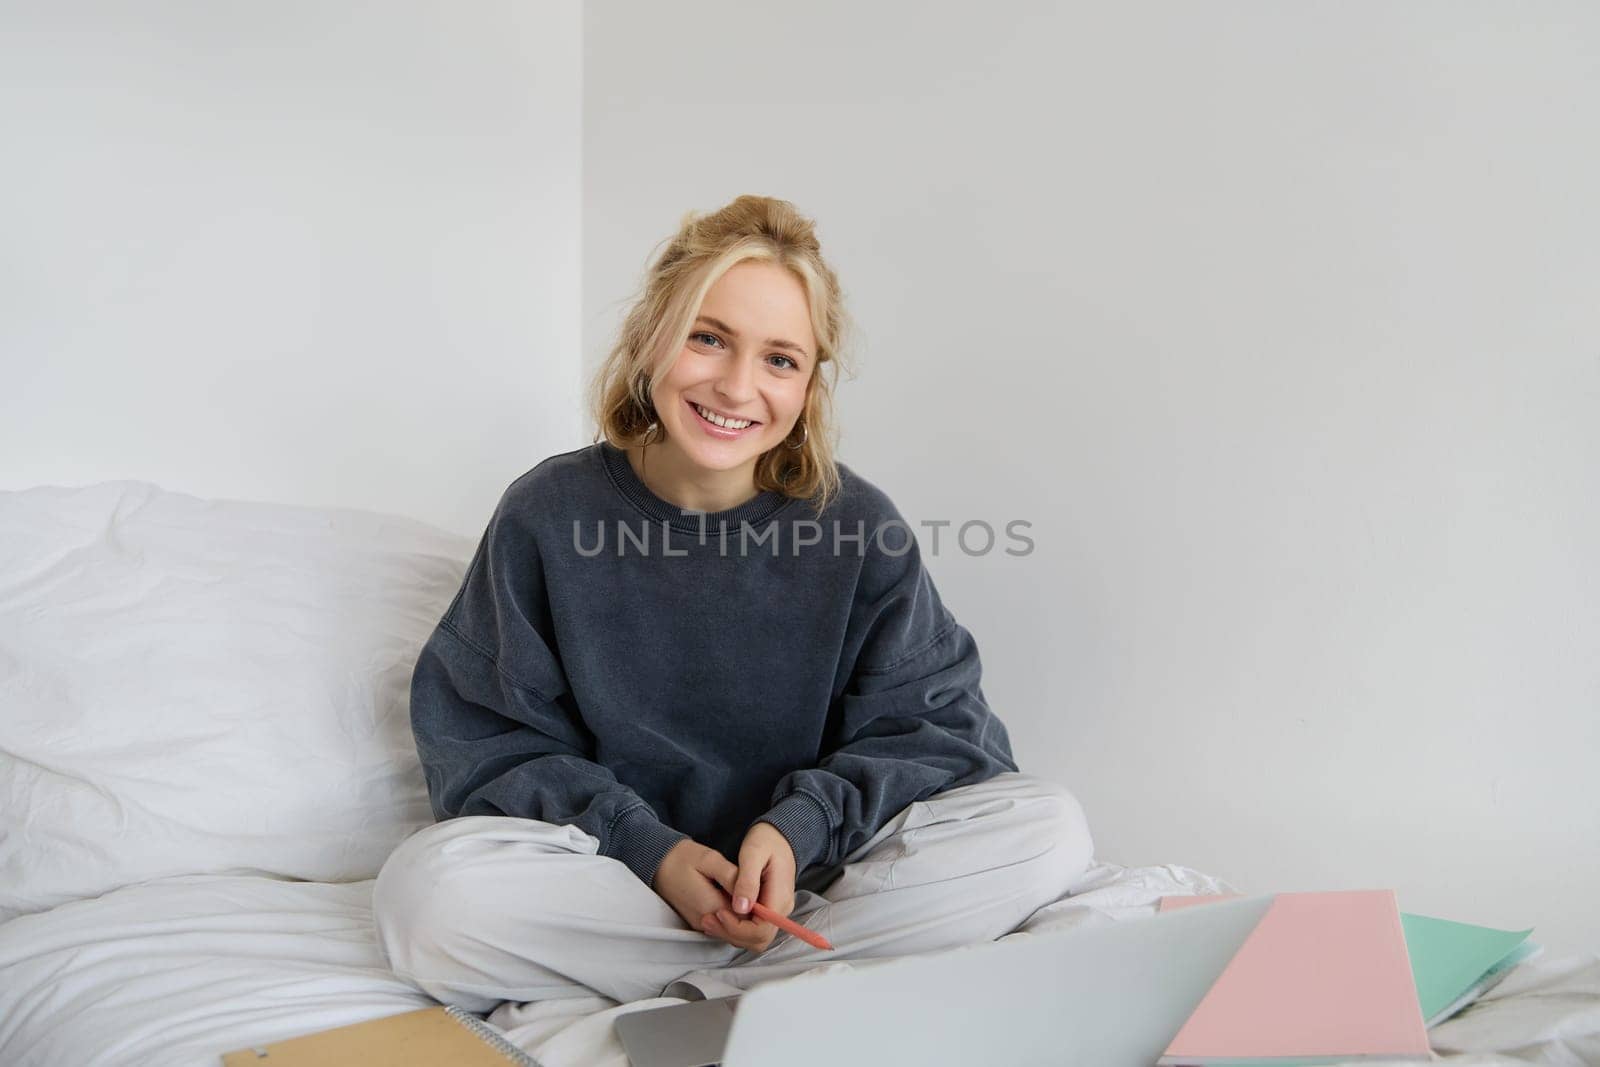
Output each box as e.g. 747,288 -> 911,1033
408,441 -> 1017,888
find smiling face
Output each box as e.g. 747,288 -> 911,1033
650,259 -> 817,486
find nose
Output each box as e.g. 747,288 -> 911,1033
713,353 -> 758,405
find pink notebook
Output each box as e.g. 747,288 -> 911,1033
1157,890 -> 1432,1065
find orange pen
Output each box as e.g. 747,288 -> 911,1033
741,900 -> 833,950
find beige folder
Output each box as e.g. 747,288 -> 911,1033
220,1005 -> 539,1066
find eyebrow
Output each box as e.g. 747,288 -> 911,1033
693,316 -> 810,360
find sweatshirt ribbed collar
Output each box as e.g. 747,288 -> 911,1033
597,441 -> 795,533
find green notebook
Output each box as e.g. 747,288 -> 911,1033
1400,912 -> 1538,1026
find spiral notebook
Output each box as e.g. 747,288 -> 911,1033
219,1005 -> 541,1067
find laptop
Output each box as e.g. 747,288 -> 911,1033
614,893 -> 1274,1067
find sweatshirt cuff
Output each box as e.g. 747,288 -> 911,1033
755,791 -> 834,874
606,804 -> 690,888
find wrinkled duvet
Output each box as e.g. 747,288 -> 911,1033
1,861 -> 1595,1067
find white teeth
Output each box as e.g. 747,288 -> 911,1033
694,403 -> 751,430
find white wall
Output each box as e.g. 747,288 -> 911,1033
584,2 -> 1599,952
0,0 -> 583,537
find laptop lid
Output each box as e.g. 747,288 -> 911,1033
615,993 -> 742,1067
713,893 -> 1275,1067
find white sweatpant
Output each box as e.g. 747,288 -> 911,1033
371,771 -> 1094,1012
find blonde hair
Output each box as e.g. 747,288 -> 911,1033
588,194 -> 857,515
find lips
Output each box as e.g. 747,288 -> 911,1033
684,398 -> 762,441
688,399 -> 761,427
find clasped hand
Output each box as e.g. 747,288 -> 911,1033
654,821 -> 796,954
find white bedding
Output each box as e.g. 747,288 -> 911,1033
1,861 -> 1594,1067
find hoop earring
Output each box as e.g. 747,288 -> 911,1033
786,420 -> 807,450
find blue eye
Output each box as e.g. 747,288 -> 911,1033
692,331 -> 798,370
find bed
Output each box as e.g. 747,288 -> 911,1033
1,480 -> 1595,1066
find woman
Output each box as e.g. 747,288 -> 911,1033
373,195 -> 1094,1011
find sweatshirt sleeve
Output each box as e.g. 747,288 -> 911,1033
752,501 -> 1020,874
409,490 -> 689,888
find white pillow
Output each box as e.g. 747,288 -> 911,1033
0,480 -> 474,923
